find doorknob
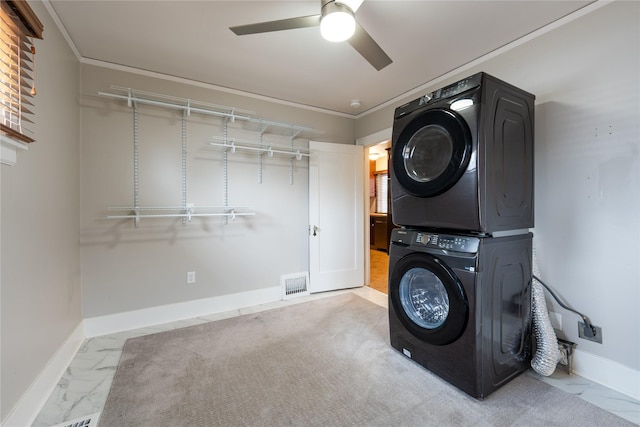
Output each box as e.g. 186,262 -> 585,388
312,225 -> 319,236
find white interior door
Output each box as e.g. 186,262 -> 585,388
309,141 -> 364,293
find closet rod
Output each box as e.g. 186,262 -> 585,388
209,141 -> 310,158
108,206 -> 253,211
99,87 -> 323,136
107,213 -> 255,219
99,91 -> 254,122
109,86 -> 255,116
107,206 -> 255,222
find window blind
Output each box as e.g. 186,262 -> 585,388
1,0 -> 43,143
375,173 -> 388,214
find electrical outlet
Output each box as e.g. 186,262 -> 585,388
578,321 -> 602,344
187,271 -> 196,284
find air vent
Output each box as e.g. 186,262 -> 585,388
50,412 -> 100,427
281,272 -> 310,300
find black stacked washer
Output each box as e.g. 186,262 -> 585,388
388,72 -> 535,399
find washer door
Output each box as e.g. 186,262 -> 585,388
390,253 -> 468,345
392,108 -> 472,198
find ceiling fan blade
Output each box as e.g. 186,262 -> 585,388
347,22 -> 392,71
230,15 -> 321,35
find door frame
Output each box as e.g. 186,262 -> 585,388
309,140 -> 365,293
357,127 -> 392,287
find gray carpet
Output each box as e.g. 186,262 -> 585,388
100,294 -> 633,426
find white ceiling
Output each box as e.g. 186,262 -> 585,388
48,0 -> 594,116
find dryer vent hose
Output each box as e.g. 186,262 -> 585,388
531,280 -> 561,376
530,246 -> 561,376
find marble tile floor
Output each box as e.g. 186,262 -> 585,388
33,287 -> 639,426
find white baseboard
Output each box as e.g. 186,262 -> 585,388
83,286 -> 282,338
573,348 -> 640,401
1,323 -> 85,427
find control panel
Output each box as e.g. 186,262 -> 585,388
390,228 -> 479,254
413,232 -> 478,253
394,72 -> 483,119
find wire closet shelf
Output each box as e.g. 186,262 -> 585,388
100,86 -> 323,226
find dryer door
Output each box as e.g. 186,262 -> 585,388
389,253 -> 468,345
392,108 -> 472,198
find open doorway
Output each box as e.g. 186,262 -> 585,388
367,141 -> 391,294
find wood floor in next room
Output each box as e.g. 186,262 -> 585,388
370,249 -> 389,294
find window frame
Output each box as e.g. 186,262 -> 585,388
1,0 -> 43,145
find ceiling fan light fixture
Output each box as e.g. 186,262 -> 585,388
320,1 -> 355,42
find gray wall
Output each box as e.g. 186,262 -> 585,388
1,1 -> 81,421
79,65 -> 355,317
357,1 -> 640,372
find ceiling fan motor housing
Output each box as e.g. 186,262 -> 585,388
322,0 -> 353,13
321,1 -> 356,42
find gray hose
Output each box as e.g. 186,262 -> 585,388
531,280 -> 561,376
530,245 -> 560,376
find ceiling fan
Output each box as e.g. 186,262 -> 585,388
229,0 -> 392,71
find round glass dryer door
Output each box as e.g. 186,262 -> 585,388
392,108 -> 472,198
403,125 -> 453,185
390,253 -> 468,345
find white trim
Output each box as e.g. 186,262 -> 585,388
82,58 -> 356,119
356,127 -> 392,147
1,323 -> 84,427
41,0 -> 82,60
83,286 -> 282,338
573,348 -> 640,401
0,134 -> 28,166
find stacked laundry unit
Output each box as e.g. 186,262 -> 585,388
387,72 -> 535,399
